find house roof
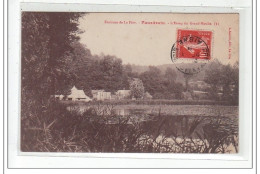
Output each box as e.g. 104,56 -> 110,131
91,90 -> 104,93
117,90 -> 130,92
116,90 -> 131,94
68,86 -> 89,99
193,90 -> 208,94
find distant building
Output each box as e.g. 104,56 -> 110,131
217,85 -> 224,92
111,94 -> 117,100
144,92 -> 152,99
182,91 -> 193,100
54,95 -> 64,100
116,90 -> 131,99
192,90 -> 209,100
217,92 -> 223,100
91,90 -> 111,101
67,86 -> 92,102
189,81 -> 210,90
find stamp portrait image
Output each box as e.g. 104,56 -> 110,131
171,29 -> 213,74
21,12 -> 239,153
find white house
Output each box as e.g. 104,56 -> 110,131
91,90 -> 111,101
193,90 -> 209,100
54,95 -> 64,100
189,81 -> 211,90
67,86 -> 92,102
116,90 -> 131,99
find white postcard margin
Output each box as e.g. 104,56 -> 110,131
6,2 -> 253,169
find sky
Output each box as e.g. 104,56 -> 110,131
78,13 -> 239,66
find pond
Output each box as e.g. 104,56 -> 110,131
77,114 -> 238,153
140,115 -> 238,153
66,104 -> 238,153
68,104 -> 238,117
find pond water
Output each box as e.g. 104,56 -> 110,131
66,104 -> 238,153
69,104 -> 238,117
82,114 -> 238,153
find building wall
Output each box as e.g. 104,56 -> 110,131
116,90 -> 131,99
67,87 -> 92,102
92,91 -> 111,101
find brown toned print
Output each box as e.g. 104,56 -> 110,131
21,12 -> 239,153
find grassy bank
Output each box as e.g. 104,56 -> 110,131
61,99 -> 237,106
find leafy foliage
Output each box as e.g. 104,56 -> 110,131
21,12 -> 239,154
129,78 -> 145,99
204,60 -> 239,104
22,12 -> 84,102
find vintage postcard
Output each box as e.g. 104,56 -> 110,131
21,12 -> 239,153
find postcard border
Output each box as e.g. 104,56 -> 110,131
3,1 -> 256,172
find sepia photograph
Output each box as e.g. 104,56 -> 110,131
21,12 -> 239,153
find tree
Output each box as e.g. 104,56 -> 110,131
68,41 -> 95,93
204,60 -> 223,100
183,74 -> 193,92
220,64 -> 233,100
129,78 -> 145,99
164,68 -> 177,84
119,64 -> 133,90
230,62 -> 239,104
140,66 -> 164,96
204,60 -> 239,103
22,13 -> 50,98
21,12 -> 85,150
220,62 -> 239,103
173,82 -> 184,99
99,56 -> 124,92
22,12 -> 84,102
124,64 -> 133,76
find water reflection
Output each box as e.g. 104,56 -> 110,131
115,108 -> 145,116
67,104 -> 238,153
68,104 -> 238,117
141,115 -> 238,139
138,115 -> 238,153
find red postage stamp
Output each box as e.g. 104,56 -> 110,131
175,29 -> 212,60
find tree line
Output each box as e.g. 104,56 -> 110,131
22,12 -> 238,104
65,40 -> 186,99
67,41 -> 238,103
